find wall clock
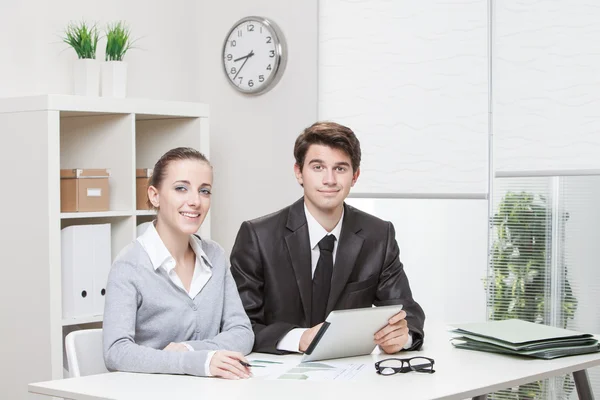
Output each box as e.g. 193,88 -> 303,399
222,16 -> 287,95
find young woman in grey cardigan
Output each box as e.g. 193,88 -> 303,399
103,147 -> 254,379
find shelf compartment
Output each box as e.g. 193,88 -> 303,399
61,210 -> 132,219
60,114 -> 135,213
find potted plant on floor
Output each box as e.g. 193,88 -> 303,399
102,21 -> 134,98
63,21 -> 100,96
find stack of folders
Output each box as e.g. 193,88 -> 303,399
449,319 -> 600,360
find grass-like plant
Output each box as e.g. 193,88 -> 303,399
63,21 -> 99,59
105,21 -> 134,61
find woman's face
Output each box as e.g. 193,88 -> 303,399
149,159 -> 213,236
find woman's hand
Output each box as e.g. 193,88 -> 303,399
209,350 -> 252,379
163,342 -> 189,352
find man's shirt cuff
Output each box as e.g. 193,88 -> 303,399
403,332 -> 414,349
276,328 -> 308,352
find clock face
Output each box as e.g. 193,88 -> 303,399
222,17 -> 286,95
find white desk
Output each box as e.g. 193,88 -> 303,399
29,326 -> 600,400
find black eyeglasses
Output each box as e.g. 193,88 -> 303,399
375,356 -> 435,375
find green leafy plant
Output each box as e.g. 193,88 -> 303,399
487,191 -> 578,399
63,21 -> 99,59
104,21 -> 134,61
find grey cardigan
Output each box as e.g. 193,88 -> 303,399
103,237 -> 254,377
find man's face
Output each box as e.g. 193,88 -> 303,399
294,144 -> 360,214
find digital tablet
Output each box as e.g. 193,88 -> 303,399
301,304 -> 403,362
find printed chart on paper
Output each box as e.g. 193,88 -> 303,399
249,359 -> 368,381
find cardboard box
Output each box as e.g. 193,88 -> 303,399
136,168 -> 153,210
60,169 -> 110,212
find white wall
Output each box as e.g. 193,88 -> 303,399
0,0 -> 201,101
197,1 -> 316,253
347,198 -> 489,327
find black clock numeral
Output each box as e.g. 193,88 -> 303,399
266,36 -> 272,44
247,24 -> 255,32
248,80 -> 254,87
237,30 -> 242,37
226,54 -> 233,61
230,67 -> 237,75
269,50 -> 275,58
259,75 -> 265,82
266,64 -> 272,71
238,77 -> 243,84
231,40 -> 237,47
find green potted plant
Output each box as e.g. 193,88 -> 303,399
63,21 -> 100,96
487,190 -> 578,399
102,21 -> 134,97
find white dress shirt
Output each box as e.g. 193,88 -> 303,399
137,222 -> 215,375
276,205 -> 342,352
276,205 -> 412,352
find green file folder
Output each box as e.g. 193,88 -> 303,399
449,319 -> 600,360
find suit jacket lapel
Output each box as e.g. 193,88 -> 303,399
284,198 -> 312,323
326,204 -> 364,315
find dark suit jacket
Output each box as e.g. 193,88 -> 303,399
230,198 -> 425,354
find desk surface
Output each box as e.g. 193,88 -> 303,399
29,325 -> 600,400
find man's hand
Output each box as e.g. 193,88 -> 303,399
209,350 -> 251,380
374,310 -> 409,354
163,342 -> 189,352
299,323 -> 323,352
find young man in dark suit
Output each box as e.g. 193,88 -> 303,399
230,122 -> 425,354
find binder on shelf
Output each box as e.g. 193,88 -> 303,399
61,224 -> 111,319
92,224 -> 111,316
449,319 -> 600,359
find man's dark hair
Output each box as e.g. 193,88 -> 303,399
293,121 -> 361,172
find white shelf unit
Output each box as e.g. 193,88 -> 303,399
135,210 -> 157,216
0,95 -> 210,397
61,210 -> 133,219
62,315 -> 104,327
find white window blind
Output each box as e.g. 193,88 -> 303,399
494,1 -> 600,174
488,175 -> 600,400
318,0 -> 488,195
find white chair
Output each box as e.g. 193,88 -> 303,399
65,329 -> 109,377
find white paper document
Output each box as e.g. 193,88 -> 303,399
249,359 -> 367,381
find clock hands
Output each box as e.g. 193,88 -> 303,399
233,50 -> 255,62
233,50 -> 254,81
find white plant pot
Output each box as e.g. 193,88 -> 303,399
101,61 -> 128,98
73,59 -> 100,97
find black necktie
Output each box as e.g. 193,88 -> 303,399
311,234 -> 336,326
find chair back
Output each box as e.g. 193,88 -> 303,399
65,329 -> 109,377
